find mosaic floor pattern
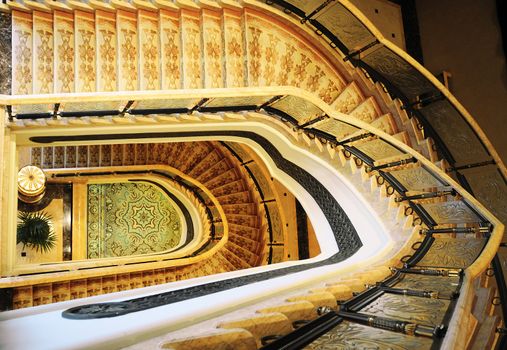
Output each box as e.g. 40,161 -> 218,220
87,182 -> 181,258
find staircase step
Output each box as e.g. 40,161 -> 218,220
179,142 -> 214,173
331,81 -> 364,114
229,224 -> 262,242
310,285 -> 353,301
225,241 -> 258,266
196,159 -> 232,184
286,292 -> 338,311
215,191 -> 251,205
188,150 -> 222,178
218,313 -> 293,348
160,329 -> 257,350
225,214 -> 259,228
228,234 -> 262,255
256,301 -> 318,323
220,248 -> 251,270
204,168 -> 241,189
220,203 -> 258,215
210,180 -> 246,197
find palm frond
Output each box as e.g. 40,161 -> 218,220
17,211 -> 56,253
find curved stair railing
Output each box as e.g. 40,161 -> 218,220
262,2 -> 507,344
0,87 -> 503,349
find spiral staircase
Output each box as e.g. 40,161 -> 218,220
0,1 -> 506,350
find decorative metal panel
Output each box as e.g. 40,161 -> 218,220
419,100 -> 491,166
394,274 -> 460,297
205,95 -> 274,108
62,101 -> 122,113
389,167 -> 446,191
283,0 -> 323,14
269,95 -> 324,124
498,247 -> 507,286
132,98 -> 200,111
13,103 -> 52,116
312,118 -> 360,140
421,201 -> 481,224
417,238 -> 486,269
305,320 -> 432,349
223,141 -> 253,162
266,201 -> 284,243
360,293 -> 450,326
355,139 -> 404,161
460,165 -> 507,225
313,2 -> 375,50
247,163 -> 275,199
362,46 -> 436,100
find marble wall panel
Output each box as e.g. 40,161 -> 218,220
0,12 -> 11,94
12,10 -> 32,94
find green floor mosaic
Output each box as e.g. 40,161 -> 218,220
87,182 -> 181,258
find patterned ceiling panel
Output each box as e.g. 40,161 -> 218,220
62,100 -> 123,113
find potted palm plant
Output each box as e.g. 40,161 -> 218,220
17,211 -> 56,254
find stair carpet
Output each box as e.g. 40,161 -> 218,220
9,1 -> 436,162
151,134 -> 494,349
14,140 -> 269,309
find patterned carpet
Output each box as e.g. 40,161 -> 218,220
87,182 -> 181,258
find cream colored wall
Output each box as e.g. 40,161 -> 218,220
416,0 -> 507,163
350,0 -> 406,50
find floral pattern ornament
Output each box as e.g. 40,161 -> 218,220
36,29 -> 53,93
14,30 -> 32,94
120,28 -> 138,90
78,29 -> 95,92
99,29 -> 116,91
57,29 -> 74,92
163,27 -> 180,89
248,26 -> 262,84
205,27 -> 223,88
87,182 -> 181,258
226,26 -> 244,87
142,28 -> 159,89
184,25 -> 201,89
